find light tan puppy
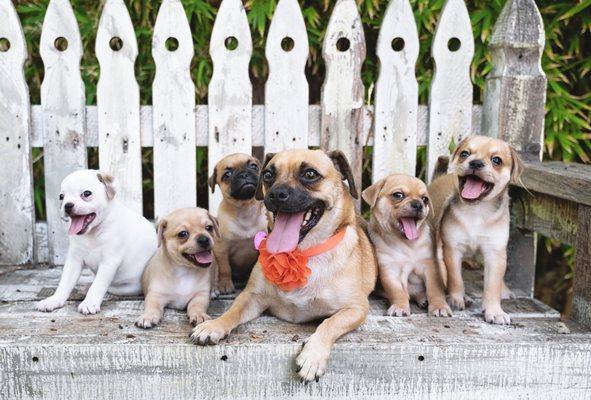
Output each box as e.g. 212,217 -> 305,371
363,174 -> 451,318
429,135 -> 523,325
191,149 -> 377,383
136,207 -> 219,329
209,153 -> 267,294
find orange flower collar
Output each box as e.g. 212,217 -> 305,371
254,229 -> 346,291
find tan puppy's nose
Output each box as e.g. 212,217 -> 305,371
197,235 -> 210,249
410,200 -> 423,211
469,160 -> 485,170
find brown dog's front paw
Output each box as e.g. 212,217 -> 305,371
447,293 -> 466,310
386,304 -> 411,317
296,338 -> 330,383
483,306 -> 511,325
428,302 -> 452,317
218,278 -> 235,294
190,319 -> 229,345
135,313 -> 162,329
188,312 -> 211,327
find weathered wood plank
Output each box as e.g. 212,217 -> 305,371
373,0 -> 419,180
264,0 -> 308,152
321,0 -> 366,196
208,0 -> 253,214
40,0 -> 87,266
152,0 -> 196,222
0,0 -> 34,265
96,0 -> 142,213
573,205 -> 591,328
427,0 -> 474,183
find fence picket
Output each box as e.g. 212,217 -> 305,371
264,0 -> 309,152
40,0 -> 87,265
321,0 -> 366,196
373,0 -> 419,181
208,0 -> 253,214
427,0 -> 474,182
96,0 -> 142,214
0,0 -> 34,265
152,0 -> 196,222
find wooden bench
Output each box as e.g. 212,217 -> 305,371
1,0 -> 590,398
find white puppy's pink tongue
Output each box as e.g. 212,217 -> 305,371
68,215 -> 86,235
195,251 -> 213,264
400,217 -> 418,240
267,212 -> 305,253
461,176 -> 485,199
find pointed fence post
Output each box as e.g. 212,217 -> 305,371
0,0 -> 34,265
40,0 -> 87,265
152,0 -> 196,222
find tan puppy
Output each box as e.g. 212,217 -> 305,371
136,207 -> 219,329
363,174 -> 451,318
191,149 -> 377,383
429,135 -> 523,325
208,153 -> 267,294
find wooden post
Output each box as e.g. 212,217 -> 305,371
0,0 -> 34,265
573,205 -> 591,327
483,0 -> 546,296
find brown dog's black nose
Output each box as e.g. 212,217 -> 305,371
469,160 -> 484,170
410,200 -> 423,211
197,235 -> 210,248
268,186 -> 290,203
64,202 -> 74,215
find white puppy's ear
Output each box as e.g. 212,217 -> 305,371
97,172 -> 116,200
207,212 -> 220,238
361,179 -> 385,208
157,218 -> 167,248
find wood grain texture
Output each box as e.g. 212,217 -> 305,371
0,0 -> 34,265
573,205 -> 591,328
264,0 -> 308,153
208,0 -> 253,214
40,0 -> 87,266
373,0 -> 419,180
321,0 -> 366,196
152,0 -> 196,222
96,0 -> 142,214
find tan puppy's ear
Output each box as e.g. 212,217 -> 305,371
432,156 -> 450,181
451,136 -> 473,162
157,218 -> 167,248
97,172 -> 116,200
255,152 -> 275,201
509,146 -> 524,183
328,150 -> 358,199
207,212 -> 221,238
426,194 -> 435,218
208,166 -> 217,194
361,179 -> 384,207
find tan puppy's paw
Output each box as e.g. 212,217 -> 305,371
190,319 -> 229,345
218,278 -> 235,294
386,304 -> 411,317
501,283 -> 515,300
447,293 -> 467,310
483,306 -> 511,325
78,299 -> 101,315
36,296 -> 66,312
188,312 -> 211,327
135,312 -> 162,329
296,337 -> 330,383
210,286 -> 220,299
428,302 -> 452,317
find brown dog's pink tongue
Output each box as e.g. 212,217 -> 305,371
68,215 -> 86,235
195,251 -> 213,264
267,212 -> 305,253
400,217 -> 418,240
461,176 -> 485,199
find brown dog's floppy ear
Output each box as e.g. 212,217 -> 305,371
509,146 -> 524,183
328,150 -> 358,199
361,179 -> 385,207
255,152 -> 276,201
207,212 -> 221,238
97,172 -> 116,200
208,166 -> 217,194
156,218 -> 167,248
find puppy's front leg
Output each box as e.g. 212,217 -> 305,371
296,304 -> 368,382
482,248 -> 511,325
442,243 -> 467,310
78,261 -> 120,315
37,252 -> 83,312
136,293 -> 166,328
380,268 -> 410,317
423,260 -> 452,317
213,241 -> 235,294
187,291 -> 211,326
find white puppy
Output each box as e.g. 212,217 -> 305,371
36,170 -> 157,314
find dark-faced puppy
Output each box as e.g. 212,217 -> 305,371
208,153 -> 268,294
363,174 -> 451,317
192,149 -> 377,382
429,135 -> 523,325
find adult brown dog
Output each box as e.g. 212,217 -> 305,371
208,153 -> 267,294
192,149 -> 377,382
429,135 -> 523,325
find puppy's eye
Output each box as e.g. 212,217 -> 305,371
422,196 -> 429,205
459,150 -> 470,159
222,170 -> 232,180
262,170 -> 274,182
393,192 -> 405,200
302,168 -> 320,181
248,163 -> 259,171
82,191 -> 92,198
59,194 -> 64,201
205,225 -> 214,233
177,231 -> 189,239
491,156 -> 503,166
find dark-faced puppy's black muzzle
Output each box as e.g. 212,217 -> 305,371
264,184 -> 316,214
230,169 -> 259,200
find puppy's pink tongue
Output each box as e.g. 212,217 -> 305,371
461,176 -> 485,199
400,218 -> 418,240
68,216 -> 86,235
267,212 -> 305,253
195,251 -> 213,264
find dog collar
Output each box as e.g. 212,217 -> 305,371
254,229 -> 346,291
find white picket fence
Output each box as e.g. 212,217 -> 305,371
0,0 -> 546,267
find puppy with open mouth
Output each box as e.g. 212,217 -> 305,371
208,153 -> 268,295
36,170 -> 158,314
136,207 -> 219,329
429,135 -> 523,325
363,174 -> 451,317
191,149 -> 377,383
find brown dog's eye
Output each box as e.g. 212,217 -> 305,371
302,168 -> 320,182
81,190 -> 92,198
422,196 -> 429,205
262,170 -> 274,182
491,156 -> 503,166
248,163 -> 259,171
177,231 -> 189,239
205,225 -> 213,232
393,192 -> 404,200
222,170 -> 232,180
59,194 -> 64,201
459,150 -> 470,159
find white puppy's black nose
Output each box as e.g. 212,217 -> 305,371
469,160 -> 485,170
64,202 -> 75,215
